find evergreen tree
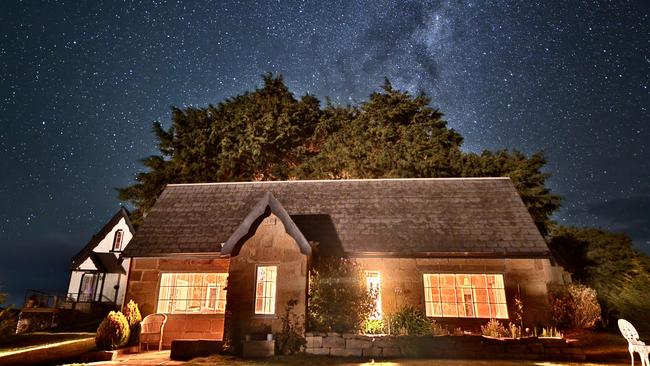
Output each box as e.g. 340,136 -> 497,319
119,74 -> 560,233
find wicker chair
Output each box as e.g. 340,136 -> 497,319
618,319 -> 650,366
139,313 -> 168,352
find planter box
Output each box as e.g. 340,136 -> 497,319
170,339 -> 223,361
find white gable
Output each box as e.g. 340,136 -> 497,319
92,217 -> 134,253
78,257 -> 97,271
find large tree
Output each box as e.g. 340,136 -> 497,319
549,227 -> 650,327
119,75 -> 561,232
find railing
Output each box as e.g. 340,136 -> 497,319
23,289 -> 115,309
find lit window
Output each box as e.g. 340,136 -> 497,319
113,230 -> 124,251
157,273 -> 228,314
255,266 -> 277,315
365,271 -> 382,319
423,273 -> 508,319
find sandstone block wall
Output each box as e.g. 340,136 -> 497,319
304,333 -> 589,362
125,257 -> 230,347
355,257 -> 557,326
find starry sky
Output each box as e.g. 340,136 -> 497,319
0,0 -> 648,305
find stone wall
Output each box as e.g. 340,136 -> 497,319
304,333 -> 589,362
124,257 -> 230,347
223,214 -> 309,353
354,257 -> 559,326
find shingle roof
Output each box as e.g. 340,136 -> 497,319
123,178 -> 549,258
124,178 -> 549,258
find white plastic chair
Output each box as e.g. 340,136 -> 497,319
618,319 -> 650,366
139,313 -> 168,352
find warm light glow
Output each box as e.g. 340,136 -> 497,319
255,266 -> 277,314
365,271 -> 382,319
157,272 -> 227,314
423,273 -> 508,319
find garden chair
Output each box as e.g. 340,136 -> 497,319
618,319 -> 650,366
139,313 -> 168,352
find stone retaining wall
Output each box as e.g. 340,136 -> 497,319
304,333 -> 588,362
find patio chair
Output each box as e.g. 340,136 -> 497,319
139,313 -> 168,352
618,319 -> 650,366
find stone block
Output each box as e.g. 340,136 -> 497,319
327,332 -> 341,337
322,336 -> 345,348
571,354 -> 587,361
363,347 -> 382,357
373,336 -> 397,348
343,333 -> 357,339
305,347 -> 330,355
382,347 -> 401,357
331,347 -> 362,357
561,347 -> 584,354
346,338 -> 372,349
306,335 -> 323,348
528,343 -> 544,353
242,340 -> 275,358
506,345 -> 528,353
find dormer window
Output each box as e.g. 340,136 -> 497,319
113,230 -> 124,251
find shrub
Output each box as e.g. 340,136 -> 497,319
430,319 -> 449,336
0,290 -> 17,337
481,319 -> 508,338
363,319 -> 385,335
508,322 -> 521,339
122,300 -> 142,346
386,305 -> 431,336
540,326 -> 563,338
274,299 -> 306,355
95,311 -> 130,350
548,283 -> 601,329
308,257 -> 375,333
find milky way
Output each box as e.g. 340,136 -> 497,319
0,0 -> 648,303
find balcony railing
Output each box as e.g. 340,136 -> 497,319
23,289 -> 115,309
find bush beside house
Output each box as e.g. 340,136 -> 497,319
308,257 -> 375,333
95,311 -> 130,350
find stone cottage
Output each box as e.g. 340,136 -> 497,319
122,178 -> 567,349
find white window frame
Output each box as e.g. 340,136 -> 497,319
112,229 -> 123,251
254,266 -> 277,315
422,273 -> 508,319
156,273 -> 228,314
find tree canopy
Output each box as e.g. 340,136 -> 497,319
118,74 -> 561,233
549,227 -> 650,327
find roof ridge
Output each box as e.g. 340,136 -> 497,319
168,177 -> 511,187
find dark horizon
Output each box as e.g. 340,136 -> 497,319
1,0 -> 648,306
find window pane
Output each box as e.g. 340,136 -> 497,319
255,266 -> 277,314
157,272 -> 228,314
440,274 -> 455,287
422,273 -> 508,319
442,303 -> 458,317
366,271 -> 382,319
455,274 -> 471,287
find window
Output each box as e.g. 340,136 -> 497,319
255,266 -> 277,314
157,273 -> 228,314
112,230 -> 124,251
365,271 -> 382,319
423,273 -> 508,319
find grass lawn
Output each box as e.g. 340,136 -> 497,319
0,332 -> 95,354
185,354 -> 627,366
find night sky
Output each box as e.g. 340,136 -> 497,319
1,1 -> 648,305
